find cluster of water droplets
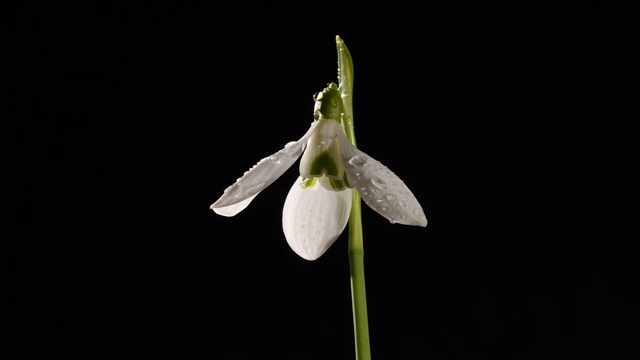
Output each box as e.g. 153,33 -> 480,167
346,154 -> 425,226
216,144 -> 298,206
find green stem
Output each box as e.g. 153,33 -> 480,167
337,35 -> 371,360
348,192 -> 370,360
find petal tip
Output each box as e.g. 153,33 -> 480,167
210,194 -> 258,217
210,206 -> 236,217
412,211 -> 428,227
297,251 -> 321,261
286,236 -> 334,261
390,216 -> 427,227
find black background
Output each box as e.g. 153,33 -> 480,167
5,1 -> 636,359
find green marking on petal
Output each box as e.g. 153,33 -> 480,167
299,113 -> 346,181
317,176 -> 347,192
302,178 -> 317,188
343,171 -> 352,189
328,177 -> 347,191
309,151 -> 340,178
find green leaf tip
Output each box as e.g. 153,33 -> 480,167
334,35 -> 356,146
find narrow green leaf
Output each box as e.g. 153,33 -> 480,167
336,36 -> 356,147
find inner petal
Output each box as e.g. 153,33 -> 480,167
299,120 -> 345,180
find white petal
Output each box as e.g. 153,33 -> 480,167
338,131 -> 428,227
211,194 -> 257,217
282,177 -> 352,260
299,119 -> 345,179
210,121 -> 321,214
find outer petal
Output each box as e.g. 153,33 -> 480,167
211,121 -> 321,215
338,131 -> 428,227
211,194 -> 257,217
282,177 -> 352,260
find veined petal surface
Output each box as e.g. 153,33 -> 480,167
210,121 -> 320,213
338,131 -> 427,227
282,177 -> 352,260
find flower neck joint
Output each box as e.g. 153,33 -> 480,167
313,82 -> 344,121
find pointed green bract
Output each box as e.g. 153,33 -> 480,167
336,36 -> 356,146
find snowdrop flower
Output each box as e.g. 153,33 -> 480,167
211,83 -> 427,260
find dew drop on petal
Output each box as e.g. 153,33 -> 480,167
386,194 -> 397,201
269,155 -> 280,163
371,177 -> 387,190
349,155 -> 368,167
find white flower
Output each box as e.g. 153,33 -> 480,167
211,87 -> 427,261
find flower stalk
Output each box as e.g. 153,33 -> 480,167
211,35 -> 427,360
337,36 -> 371,360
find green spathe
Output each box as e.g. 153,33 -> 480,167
313,82 -> 344,121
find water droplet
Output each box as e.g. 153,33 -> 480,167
284,141 -> 296,148
269,155 -> 280,163
371,177 -> 387,190
389,219 -> 397,224
349,155 -> 367,167
414,209 -> 423,217
386,194 -> 397,201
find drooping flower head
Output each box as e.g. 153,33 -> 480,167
211,81 -> 427,260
